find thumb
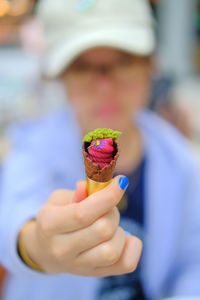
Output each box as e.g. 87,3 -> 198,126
74,180 -> 88,203
80,175 -> 129,218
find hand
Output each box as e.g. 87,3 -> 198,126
20,176 -> 142,277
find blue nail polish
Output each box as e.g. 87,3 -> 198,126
125,230 -> 131,236
118,176 -> 129,191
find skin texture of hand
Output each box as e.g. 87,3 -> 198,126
20,176 -> 143,277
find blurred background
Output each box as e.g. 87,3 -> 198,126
0,0 -> 200,162
0,0 -> 200,296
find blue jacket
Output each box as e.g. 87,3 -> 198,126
0,107 -> 200,300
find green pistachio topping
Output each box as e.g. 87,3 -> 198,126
83,128 -> 122,143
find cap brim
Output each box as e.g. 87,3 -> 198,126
42,27 -> 155,78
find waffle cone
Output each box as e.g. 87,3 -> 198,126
83,142 -> 119,182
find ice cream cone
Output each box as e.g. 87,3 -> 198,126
83,141 -> 120,195
86,177 -> 112,195
83,142 -> 119,181
82,128 -> 121,195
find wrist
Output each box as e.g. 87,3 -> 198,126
18,220 -> 43,272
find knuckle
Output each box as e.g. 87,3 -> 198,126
95,219 -> 115,240
38,208 -> 53,236
51,244 -> 69,261
74,206 -> 87,225
100,244 -> 119,265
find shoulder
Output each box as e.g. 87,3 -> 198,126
137,109 -> 199,174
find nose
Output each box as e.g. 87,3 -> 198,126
95,74 -> 114,93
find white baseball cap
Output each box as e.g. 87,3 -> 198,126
37,0 -> 156,78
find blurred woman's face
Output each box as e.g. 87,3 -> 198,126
62,47 -> 151,133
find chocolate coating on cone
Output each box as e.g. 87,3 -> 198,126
83,141 -> 119,182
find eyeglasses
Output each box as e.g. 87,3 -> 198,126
64,55 -> 150,89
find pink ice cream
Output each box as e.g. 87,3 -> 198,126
88,138 -> 114,168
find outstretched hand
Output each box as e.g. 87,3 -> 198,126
20,176 -> 143,277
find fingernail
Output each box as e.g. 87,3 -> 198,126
118,176 -> 129,191
125,230 -> 131,236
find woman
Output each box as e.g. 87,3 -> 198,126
0,0 -> 200,300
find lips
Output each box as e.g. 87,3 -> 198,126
95,104 -> 120,118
